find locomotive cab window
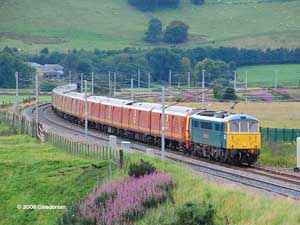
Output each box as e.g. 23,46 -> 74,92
249,122 -> 259,132
230,122 -> 239,132
240,122 -> 248,132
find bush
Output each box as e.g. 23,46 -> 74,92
71,172 -> 175,225
174,201 -> 215,225
174,95 -> 182,102
212,78 -> 229,100
222,87 -> 237,100
40,79 -> 60,92
94,191 -> 117,209
56,203 -> 96,225
128,160 -> 156,177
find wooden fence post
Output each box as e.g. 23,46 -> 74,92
102,146 -> 104,159
119,149 -> 124,169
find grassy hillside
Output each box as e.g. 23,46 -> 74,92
0,0 -> 300,52
0,134 -> 111,225
237,64 -> 300,88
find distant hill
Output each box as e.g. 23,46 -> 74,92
0,0 -> 299,52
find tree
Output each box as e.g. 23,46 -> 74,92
0,51 -> 34,88
159,0 -> 180,8
40,48 -> 49,55
191,0 -> 204,4
60,53 -> 80,72
164,20 -> 189,44
3,46 -> 18,55
194,58 -> 230,83
144,18 -> 162,43
77,58 -> 93,73
128,0 -> 157,11
128,0 -> 180,11
180,57 -> 192,72
98,53 -> 149,75
146,48 -> 181,82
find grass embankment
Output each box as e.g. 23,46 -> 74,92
1,0 -> 300,51
237,64 -> 300,88
258,142 -> 296,168
134,153 -> 300,225
0,121 -> 17,135
0,133 -> 112,225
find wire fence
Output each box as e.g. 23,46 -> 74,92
46,131 -> 120,161
0,110 -> 36,136
0,109 -> 123,166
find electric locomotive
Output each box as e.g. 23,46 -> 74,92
188,111 -> 261,165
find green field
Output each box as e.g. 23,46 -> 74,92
0,88 -> 35,94
237,64 -> 300,87
1,0 -> 300,52
0,95 -> 51,104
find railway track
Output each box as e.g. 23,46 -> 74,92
244,166 -> 300,186
29,103 -> 300,199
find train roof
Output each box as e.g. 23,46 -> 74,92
152,105 -> 196,116
64,91 -> 86,100
191,111 -> 258,123
52,84 -> 77,94
191,114 -> 224,122
224,114 -> 258,122
123,102 -> 162,111
100,98 -> 133,106
88,95 -> 111,103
